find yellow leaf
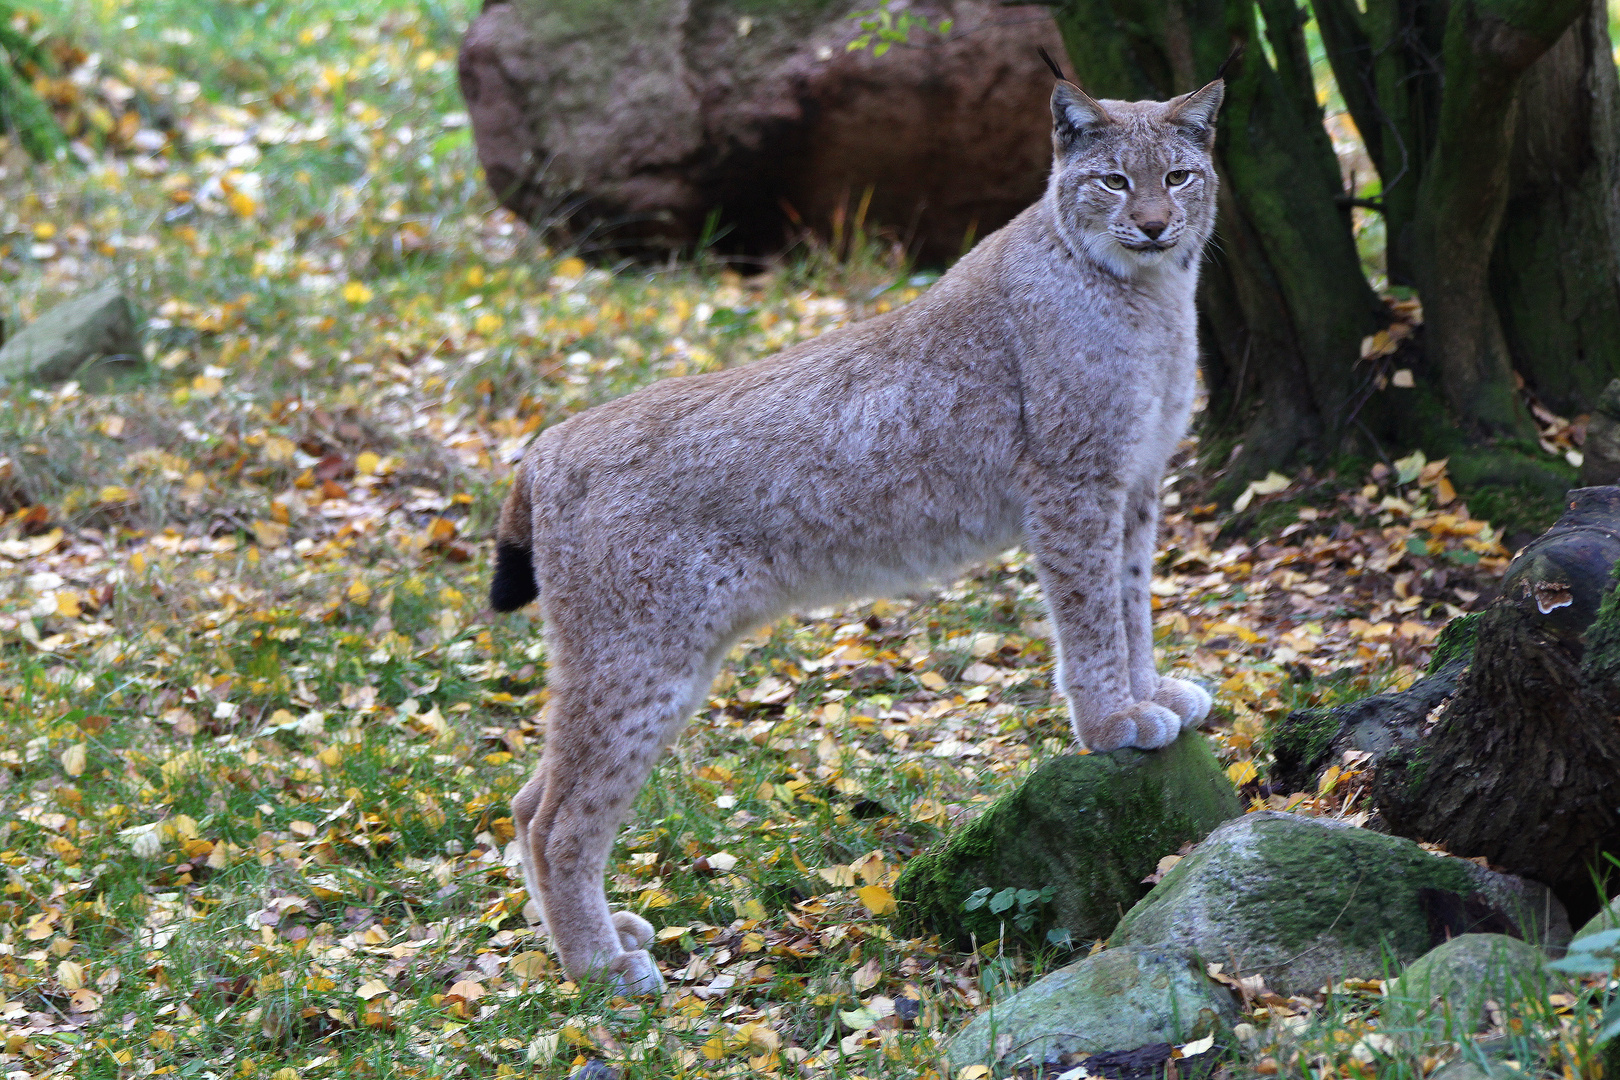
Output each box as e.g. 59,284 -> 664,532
1226,760 -> 1258,786
474,312 -> 503,335
342,281 -> 374,304
355,451 -> 381,476
347,578 -> 373,606
192,374 -> 223,398
508,951 -> 551,982
252,520 -> 288,548
33,222 -> 56,240
553,256 -> 586,280
447,979 -> 485,1001
226,191 -> 258,217
56,960 -> 85,989
355,980 -> 390,1000
316,746 -> 342,767
98,485 -> 132,504
68,987 -> 101,1012
917,671 -> 947,691
1318,765 -> 1342,794
857,885 -> 897,916
54,590 -> 81,618
957,1068 -> 992,1080
60,743 -> 86,778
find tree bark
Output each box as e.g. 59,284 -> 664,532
1051,0 -> 1385,496
1490,0 -> 1620,419
1411,0 -> 1590,440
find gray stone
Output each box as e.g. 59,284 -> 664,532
1429,1059 -> 1532,1080
1109,812 -> 1570,995
895,730 -> 1241,948
945,945 -> 1236,1074
0,285 -> 141,387
1384,934 -> 1554,1041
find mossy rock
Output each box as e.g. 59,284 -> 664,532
945,945 -> 1237,1075
1384,934 -> 1555,1043
894,731 -> 1240,948
1109,812 -> 1570,995
0,284 -> 142,387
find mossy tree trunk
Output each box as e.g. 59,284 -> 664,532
1313,0 -> 1620,437
1050,0 -> 1386,498
1052,0 -> 1620,492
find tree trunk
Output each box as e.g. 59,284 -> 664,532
1491,0 -> 1620,419
1268,487 -> 1620,911
1051,0 -> 1385,496
1315,0 -> 1619,444
1411,0 -> 1590,440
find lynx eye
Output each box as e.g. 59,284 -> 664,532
1165,169 -> 1190,186
1102,174 -> 1129,191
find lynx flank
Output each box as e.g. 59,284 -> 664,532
489,76 -> 1225,993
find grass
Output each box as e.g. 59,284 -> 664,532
0,0 -> 1616,1078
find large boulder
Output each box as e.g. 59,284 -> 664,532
1110,812 -> 1571,995
946,944 -> 1237,1075
457,0 -> 1066,262
895,731 -> 1241,948
0,285 -> 141,387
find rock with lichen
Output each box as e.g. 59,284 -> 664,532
894,731 -> 1240,949
1109,812 -> 1569,996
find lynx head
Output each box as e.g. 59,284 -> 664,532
1045,79 -> 1224,279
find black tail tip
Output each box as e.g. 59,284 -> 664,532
489,543 -> 539,612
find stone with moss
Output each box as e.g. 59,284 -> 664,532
894,731 -> 1240,948
945,945 -> 1237,1075
0,284 -> 142,388
1109,812 -> 1570,995
1383,934 -> 1556,1043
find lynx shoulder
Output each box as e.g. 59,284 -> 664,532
490,75 -> 1225,994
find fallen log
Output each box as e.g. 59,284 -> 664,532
1267,487 -> 1620,913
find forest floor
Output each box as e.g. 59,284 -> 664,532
0,1 -> 1610,1078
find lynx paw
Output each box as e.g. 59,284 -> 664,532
608,949 -> 665,995
1154,676 -> 1212,728
612,910 -> 655,951
1083,701 -> 1182,752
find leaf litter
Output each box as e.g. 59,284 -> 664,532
0,1 -> 1610,1077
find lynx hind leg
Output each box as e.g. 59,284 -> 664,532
1077,700 -> 1182,753
522,668 -> 712,995
1153,675 -> 1212,728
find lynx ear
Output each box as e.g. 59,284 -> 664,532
1167,80 -> 1225,143
1051,81 -> 1113,149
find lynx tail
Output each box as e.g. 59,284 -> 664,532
489,460 -> 540,612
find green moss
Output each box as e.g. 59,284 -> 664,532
1262,706 -> 1342,789
894,733 -> 1240,948
1580,563 -> 1620,688
1427,612 -> 1481,674
1112,815 -> 1476,963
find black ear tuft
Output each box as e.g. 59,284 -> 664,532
489,542 -> 539,612
1037,46 -> 1066,83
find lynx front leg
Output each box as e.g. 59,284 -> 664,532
1025,480 -> 1179,752
1121,477 -> 1211,730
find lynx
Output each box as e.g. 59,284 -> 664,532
489,74 -> 1226,993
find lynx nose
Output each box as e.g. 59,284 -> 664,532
1137,220 -> 1168,240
